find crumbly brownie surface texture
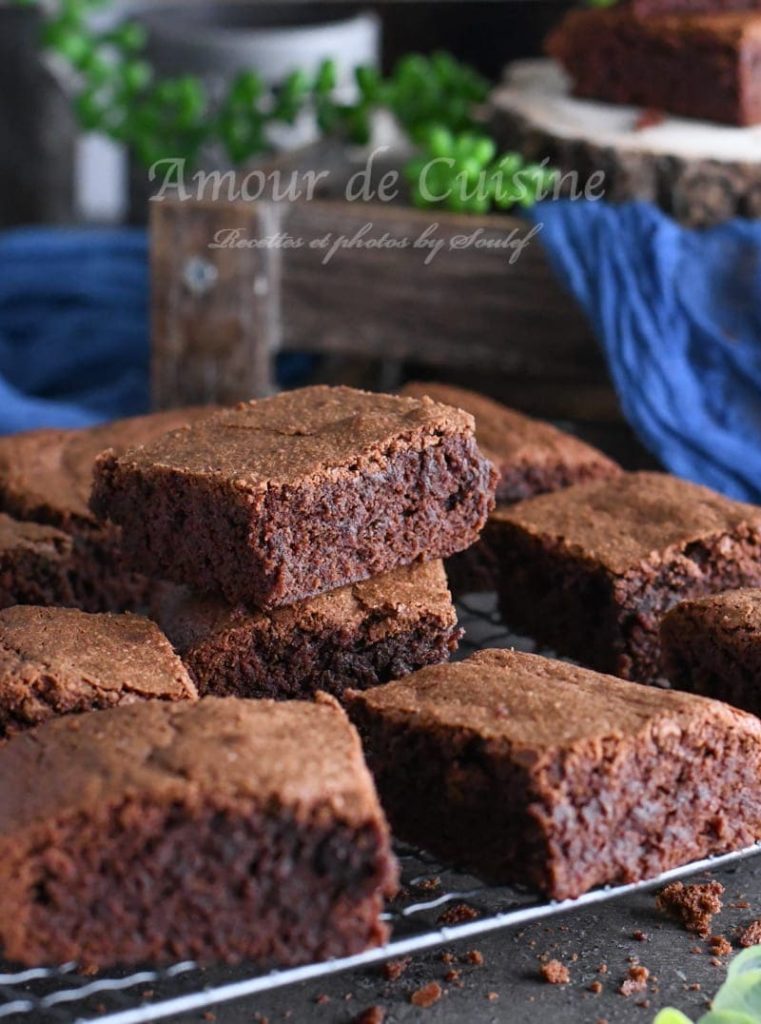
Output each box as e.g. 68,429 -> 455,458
0,697 -> 397,967
490,472 -> 761,683
0,514 -> 77,610
91,386 -> 497,607
547,9 -> 761,126
345,648 -> 761,899
0,606 -> 197,735
0,408 -> 213,612
401,382 -> 620,504
154,560 -> 460,700
661,589 -> 761,714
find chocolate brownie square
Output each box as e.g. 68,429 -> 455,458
401,382 -> 621,594
0,407 -> 214,612
661,589 -> 761,714
0,697 -> 397,967
401,382 -> 620,504
0,605 -> 197,736
547,8 -> 761,126
91,386 -> 497,607
154,560 -> 460,700
0,513 -> 77,610
490,472 -> 761,683
346,648 -> 761,899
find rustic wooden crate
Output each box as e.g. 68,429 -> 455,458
151,148 -> 609,417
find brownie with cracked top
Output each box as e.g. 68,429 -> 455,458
346,648 -> 761,899
0,696 -> 397,967
154,560 -> 460,700
91,386 -> 497,608
0,605 -> 197,736
661,589 -> 761,714
0,407 -> 214,612
401,382 -> 621,593
489,472 -> 761,683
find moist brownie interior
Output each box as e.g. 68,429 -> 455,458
346,648 -> 761,899
0,697 -> 397,967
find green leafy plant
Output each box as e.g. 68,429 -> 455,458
17,0 -> 555,213
655,946 -> 761,1024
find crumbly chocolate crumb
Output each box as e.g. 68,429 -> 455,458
415,876 -> 441,892
739,919 -> 761,947
438,902 -> 478,926
440,951 -> 455,965
588,981 -> 603,994
687,983 -> 702,992
619,964 -> 649,996
444,969 -> 461,984
656,881 -> 725,936
486,992 -> 499,1002
202,1014 -> 216,1022
598,963 -> 609,974
709,935 -> 732,956
733,900 -> 752,910
633,930 -> 649,942
540,960 -> 570,985
410,982 -> 443,1008
462,949 -> 484,966
711,957 -> 723,967
382,957 -> 411,982
314,994 -> 330,1005
634,108 -> 666,130
353,1008 -> 385,1024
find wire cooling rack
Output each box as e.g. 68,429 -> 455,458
2,594 -> 759,1024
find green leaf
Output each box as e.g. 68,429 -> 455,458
653,1011 -> 693,1024
728,948 -> 761,982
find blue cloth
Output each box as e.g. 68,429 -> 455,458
531,200 -> 761,503
0,228 -> 150,433
0,227 -> 315,437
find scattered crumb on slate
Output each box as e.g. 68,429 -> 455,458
353,1008 -> 386,1024
733,901 -> 751,910
588,980 -> 603,994
462,949 -> 484,966
382,957 -> 411,982
314,994 -> 330,1005
415,877 -> 441,892
656,881 -> 725,936
687,983 -> 701,992
739,920 -> 761,948
410,981 -> 443,1008
486,992 -> 499,1002
444,968 -> 461,985
709,935 -> 732,956
619,965 -> 650,996
440,951 -> 455,965
540,959 -> 570,985
633,930 -> 649,942
598,963 -> 609,974
438,902 -> 479,926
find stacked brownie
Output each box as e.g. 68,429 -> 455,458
92,386 -> 496,700
401,382 -> 621,594
547,4 -> 761,126
0,407 -> 213,612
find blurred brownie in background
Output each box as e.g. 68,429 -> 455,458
0,513 -> 77,609
547,8 -> 761,125
0,406 -> 214,612
401,382 -> 621,594
661,589 -> 761,714
154,560 -> 460,701
490,472 -> 761,683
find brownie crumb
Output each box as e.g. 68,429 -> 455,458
598,963 -> 609,974
444,969 -> 461,985
410,982 -> 443,1008
382,957 -> 411,982
540,960 -> 570,985
588,981 -> 603,994
739,919 -> 761,947
633,930 -> 649,942
314,994 -> 330,1005
619,965 -> 649,996
709,935 -> 732,956
462,949 -> 485,966
415,876 -> 441,892
733,900 -> 752,910
438,902 -> 478,926
634,108 -> 666,130
440,951 -> 455,965
202,1014 -> 216,1022
687,983 -> 702,992
486,992 -> 499,1002
656,881 -> 725,936
353,1008 -> 385,1024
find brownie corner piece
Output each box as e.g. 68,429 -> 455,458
345,648 -> 761,899
490,471 -> 761,682
0,697 -> 397,967
661,588 -> 761,714
0,605 -> 197,735
91,386 -> 497,607
155,559 -> 461,700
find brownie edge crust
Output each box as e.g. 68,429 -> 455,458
0,697 -> 397,967
91,386 -> 497,607
345,649 -> 761,900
